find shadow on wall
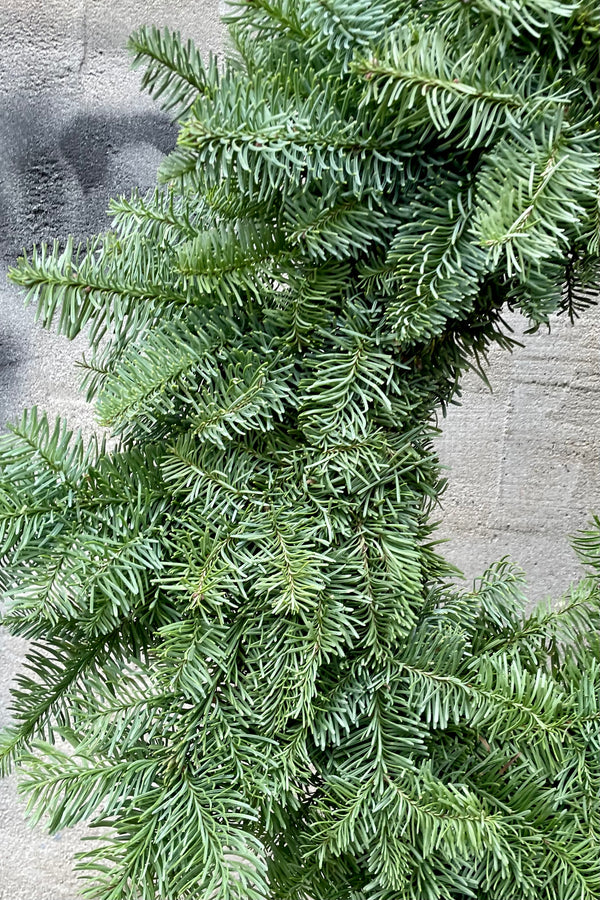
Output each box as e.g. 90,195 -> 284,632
0,102 -> 178,259
0,102 -> 177,428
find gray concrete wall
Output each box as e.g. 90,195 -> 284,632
437,309 -> 600,600
0,2 -> 599,897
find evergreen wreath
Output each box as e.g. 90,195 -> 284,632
1,2 -> 599,898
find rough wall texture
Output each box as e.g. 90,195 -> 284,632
0,2 -> 599,897
437,308 -> 600,599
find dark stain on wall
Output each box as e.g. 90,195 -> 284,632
0,331 -> 27,429
59,112 -> 177,192
0,333 -> 23,369
0,101 -> 178,259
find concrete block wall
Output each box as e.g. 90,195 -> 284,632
0,2 -> 598,896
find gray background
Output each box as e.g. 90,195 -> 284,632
0,1 -> 598,896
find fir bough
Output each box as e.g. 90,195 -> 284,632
1,2 -> 600,898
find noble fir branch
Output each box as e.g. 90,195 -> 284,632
0,623 -> 151,775
9,237 -> 187,343
108,188 -> 208,242
473,121 -> 599,277
353,26 -> 558,147
128,25 -> 216,119
382,178 -> 491,343
1,1 -> 599,899
224,0 -> 315,46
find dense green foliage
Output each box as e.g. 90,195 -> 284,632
1,1 -> 600,898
